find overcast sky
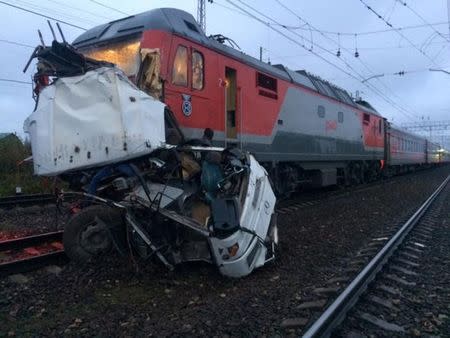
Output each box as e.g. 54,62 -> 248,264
0,0 -> 449,144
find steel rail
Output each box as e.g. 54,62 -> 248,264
0,231 -> 63,252
0,192 -> 79,209
303,174 -> 450,338
0,193 -> 56,208
0,250 -> 67,276
0,231 -> 66,276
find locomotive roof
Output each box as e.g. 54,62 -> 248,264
389,124 -> 427,141
73,7 -> 359,109
355,100 -> 381,116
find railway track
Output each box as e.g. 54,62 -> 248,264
0,231 -> 67,276
0,192 -> 80,209
0,193 -> 57,209
276,174 -> 401,214
299,174 -> 450,337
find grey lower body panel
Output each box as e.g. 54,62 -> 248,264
224,132 -> 383,164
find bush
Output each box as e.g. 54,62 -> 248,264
0,134 -> 51,197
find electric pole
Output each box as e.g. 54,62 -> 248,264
197,0 -> 206,32
448,0 -> 450,40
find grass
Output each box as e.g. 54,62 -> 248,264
0,171 -> 51,197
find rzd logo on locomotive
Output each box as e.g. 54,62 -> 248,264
182,94 -> 192,117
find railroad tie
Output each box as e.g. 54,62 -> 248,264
359,312 -> 405,333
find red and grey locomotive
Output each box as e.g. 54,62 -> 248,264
72,7 -> 447,193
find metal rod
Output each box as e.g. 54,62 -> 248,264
429,68 -> 450,75
361,73 -> 384,83
47,20 -> 57,41
37,29 -> 45,46
56,22 -> 66,43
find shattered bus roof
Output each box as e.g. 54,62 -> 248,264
24,66 -> 166,176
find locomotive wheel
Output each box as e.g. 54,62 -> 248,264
63,205 -> 123,263
348,163 -> 359,185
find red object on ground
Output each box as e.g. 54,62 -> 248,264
23,247 -> 41,255
51,242 -> 64,250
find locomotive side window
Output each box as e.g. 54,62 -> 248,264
257,72 -> 277,92
338,111 -> 344,123
172,46 -> 188,86
192,50 -> 204,90
378,119 -> 382,134
318,105 -> 325,118
363,113 -> 370,124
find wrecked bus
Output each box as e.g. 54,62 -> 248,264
23,42 -> 277,278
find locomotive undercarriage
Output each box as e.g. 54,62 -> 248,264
267,160 -> 384,195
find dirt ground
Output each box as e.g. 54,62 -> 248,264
1,166 -> 449,336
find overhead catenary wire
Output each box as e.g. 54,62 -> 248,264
383,0 -> 398,22
0,78 -> 32,85
396,0 -> 450,43
223,1 -> 363,79
293,20 -> 450,37
0,39 -> 34,48
227,0 -> 420,121
43,0 -> 115,21
271,40 -> 449,56
272,0 -> 422,119
87,0 -> 130,16
214,0 -> 450,37
13,0 -> 99,26
0,1 -> 87,30
237,0 -> 418,120
359,0 -> 441,68
224,0 -> 414,120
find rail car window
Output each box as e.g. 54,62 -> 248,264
378,120 -> 382,134
338,111 -> 344,123
318,105 -> 325,118
257,72 -> 277,92
192,50 -> 204,90
82,39 -> 141,76
172,46 -> 188,86
363,113 -> 370,124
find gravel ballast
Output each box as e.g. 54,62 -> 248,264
0,166 -> 449,336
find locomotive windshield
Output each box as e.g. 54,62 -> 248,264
81,39 -> 141,76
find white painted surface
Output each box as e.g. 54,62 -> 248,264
210,154 -> 276,277
24,67 -> 166,175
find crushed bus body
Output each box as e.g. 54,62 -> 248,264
23,41 -> 277,278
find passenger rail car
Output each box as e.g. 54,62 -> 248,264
386,125 -> 427,172
72,8 -> 447,193
427,141 -> 442,164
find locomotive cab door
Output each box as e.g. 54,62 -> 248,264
224,67 -> 238,146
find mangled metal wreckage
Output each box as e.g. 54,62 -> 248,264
24,42 -> 277,277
